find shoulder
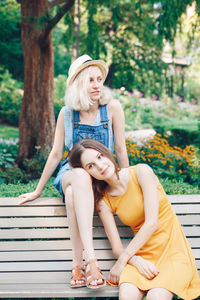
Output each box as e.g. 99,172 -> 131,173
107,99 -> 123,116
136,164 -> 154,176
135,164 -> 159,187
62,106 -> 73,115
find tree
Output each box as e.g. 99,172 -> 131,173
18,0 -> 75,164
0,0 -> 23,80
62,0 -> 200,94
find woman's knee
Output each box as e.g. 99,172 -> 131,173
71,168 -> 91,184
62,168 -> 91,193
146,288 -> 173,300
119,283 -> 144,300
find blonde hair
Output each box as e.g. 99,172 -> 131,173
64,66 -> 112,110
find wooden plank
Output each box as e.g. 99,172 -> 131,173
0,217 -> 69,228
0,215 -> 198,229
168,195 -> 200,204
1,225 -> 198,240
0,283 -> 118,298
0,206 -> 66,217
177,215 -> 200,225
0,271 -> 109,284
0,215 -> 124,228
0,249 -> 115,261
0,197 -> 63,206
0,227 -> 132,239
0,239 -> 116,251
172,204 -> 200,214
0,195 -> 199,206
0,260 -> 115,272
0,269 -> 199,285
1,204 -> 200,217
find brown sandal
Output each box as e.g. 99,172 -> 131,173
70,266 -> 86,288
85,259 -> 106,289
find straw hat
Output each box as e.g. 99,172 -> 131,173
66,54 -> 109,87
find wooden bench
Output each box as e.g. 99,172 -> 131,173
0,195 -> 199,298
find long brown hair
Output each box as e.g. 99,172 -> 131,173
69,139 -> 120,208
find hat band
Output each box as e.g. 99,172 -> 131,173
82,59 -> 92,64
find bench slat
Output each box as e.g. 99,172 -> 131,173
1,204 -> 200,217
0,239 -> 116,251
0,225 -> 199,239
1,214 -> 199,228
0,206 -> 66,217
0,260 -> 115,272
0,227 -> 133,239
0,249 -> 115,261
0,271 -> 110,284
0,283 -> 118,298
0,195 -> 199,206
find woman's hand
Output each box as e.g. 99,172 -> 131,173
18,191 -> 41,205
129,256 -> 159,280
108,259 -> 125,285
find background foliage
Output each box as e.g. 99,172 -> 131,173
0,0 -> 199,195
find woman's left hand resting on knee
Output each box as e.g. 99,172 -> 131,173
108,253 -> 159,284
129,256 -> 159,280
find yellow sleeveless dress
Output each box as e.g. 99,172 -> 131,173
103,166 -> 200,300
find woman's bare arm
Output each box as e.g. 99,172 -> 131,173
108,99 -> 129,168
18,109 -> 65,204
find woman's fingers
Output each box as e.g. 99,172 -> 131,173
18,191 -> 39,205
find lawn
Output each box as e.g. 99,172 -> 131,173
0,124 -> 19,140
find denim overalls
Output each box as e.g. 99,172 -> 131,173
53,105 -> 114,197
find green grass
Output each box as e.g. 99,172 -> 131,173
0,177 -> 199,197
0,177 -> 60,197
159,178 -> 200,194
0,124 -> 19,139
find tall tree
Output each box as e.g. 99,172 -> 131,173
18,0 -> 75,164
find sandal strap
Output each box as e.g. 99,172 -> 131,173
71,266 -> 85,281
85,259 -> 105,286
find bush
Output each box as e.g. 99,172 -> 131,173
0,70 -> 23,125
0,142 -> 50,184
54,74 -> 66,119
126,133 -> 199,185
0,72 -> 66,126
0,142 -> 18,169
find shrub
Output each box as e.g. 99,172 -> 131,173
0,72 -> 66,126
0,142 -> 18,169
126,133 -> 199,185
0,70 -> 23,125
54,74 -> 66,119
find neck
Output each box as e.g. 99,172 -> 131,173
87,100 -> 99,112
104,168 -> 129,196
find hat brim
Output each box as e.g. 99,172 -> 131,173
67,60 -> 108,87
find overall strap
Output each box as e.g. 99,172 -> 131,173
63,106 -> 73,152
99,105 -> 109,123
73,110 -> 80,128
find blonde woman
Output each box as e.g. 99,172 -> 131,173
19,55 -> 129,289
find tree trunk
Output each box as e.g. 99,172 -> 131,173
71,0 -> 80,61
18,0 -> 55,163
